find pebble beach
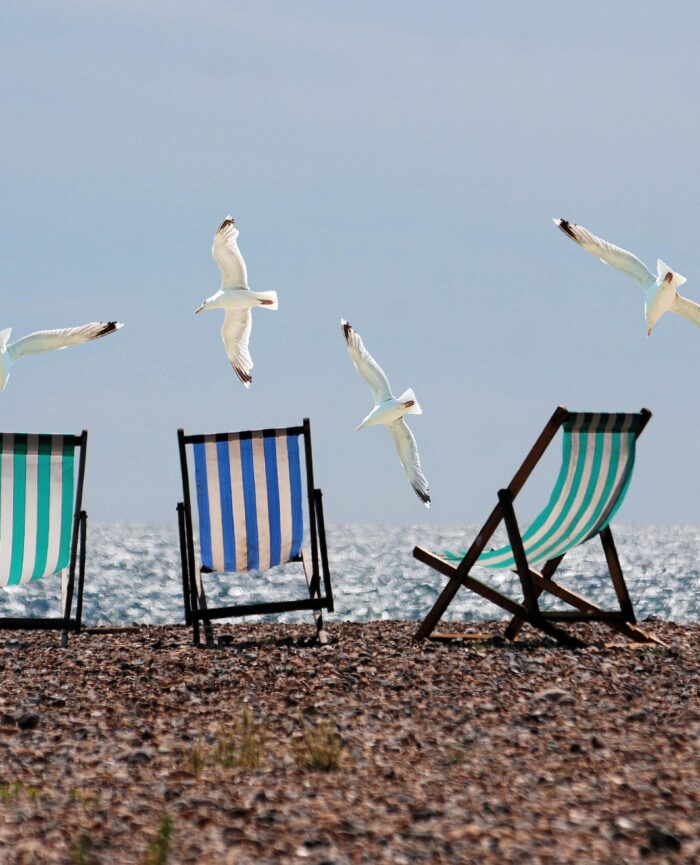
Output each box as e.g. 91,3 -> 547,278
0,619 -> 697,864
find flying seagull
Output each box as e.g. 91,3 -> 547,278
0,321 -> 123,392
195,216 -> 278,388
342,319 -> 430,507
554,218 -> 700,335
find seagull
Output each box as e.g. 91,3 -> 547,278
342,319 -> 430,507
554,218 -> 700,335
0,321 -> 123,392
195,216 -> 278,388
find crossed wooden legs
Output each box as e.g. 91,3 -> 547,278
414,493 -> 661,647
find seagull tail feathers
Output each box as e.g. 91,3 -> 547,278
254,290 -> 278,309
398,388 -> 422,415
657,259 -> 687,287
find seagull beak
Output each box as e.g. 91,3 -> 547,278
647,326 -> 652,337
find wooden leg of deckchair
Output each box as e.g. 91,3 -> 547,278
499,489 -> 539,613
188,556 -> 201,647
60,568 -> 72,648
302,550 -> 328,645
75,512 -> 87,634
414,503 -> 504,640
195,570 -> 215,648
528,569 -> 663,646
496,489 -> 587,645
177,503 -> 192,626
504,555 -> 565,641
600,527 -> 636,623
413,548 -> 585,648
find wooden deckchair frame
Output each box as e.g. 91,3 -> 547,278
177,418 -> 334,647
414,407 -> 661,647
0,430 -> 88,646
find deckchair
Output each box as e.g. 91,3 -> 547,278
177,419 -> 334,647
414,407 -> 661,647
0,431 -> 88,645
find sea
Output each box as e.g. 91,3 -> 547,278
0,524 -> 697,627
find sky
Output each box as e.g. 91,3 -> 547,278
3,1 -> 700,526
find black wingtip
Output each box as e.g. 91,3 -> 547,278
231,362 -> 252,387
218,216 -> 236,232
342,319 -> 352,342
556,218 -> 577,241
414,486 -> 431,506
97,321 -> 122,338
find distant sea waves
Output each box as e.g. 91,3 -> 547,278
0,524 -> 697,627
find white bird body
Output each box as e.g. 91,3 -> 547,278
342,319 -> 430,507
554,218 -> 699,334
195,216 -> 278,387
357,388 -> 421,429
0,321 -> 123,392
195,287 -> 277,313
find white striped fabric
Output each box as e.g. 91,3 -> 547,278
0,434 -> 77,587
193,429 -> 305,573
442,412 -> 644,570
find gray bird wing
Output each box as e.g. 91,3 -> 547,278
387,418 -> 430,507
555,219 -> 655,289
221,308 -> 253,387
342,319 -> 392,405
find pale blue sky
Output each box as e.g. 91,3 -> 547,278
3,1 -> 700,525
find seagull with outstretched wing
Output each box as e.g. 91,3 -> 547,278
195,216 -> 277,388
0,321 -> 123,392
554,218 -> 700,334
342,319 -> 430,507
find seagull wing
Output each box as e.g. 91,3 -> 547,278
221,308 -> 253,388
672,293 -> 700,329
387,418 -> 430,507
554,219 -> 655,289
342,319 -> 392,404
7,321 -> 123,363
212,216 -> 249,289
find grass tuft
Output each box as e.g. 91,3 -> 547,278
70,787 -> 97,814
144,814 -> 174,865
72,829 -> 95,865
294,719 -> 343,772
187,741 -> 205,776
214,707 -> 266,770
0,780 -> 41,801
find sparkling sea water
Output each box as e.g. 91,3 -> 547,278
0,524 -> 697,626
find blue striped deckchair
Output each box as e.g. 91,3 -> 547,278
0,431 -> 88,644
414,408 -> 661,647
177,419 -> 334,647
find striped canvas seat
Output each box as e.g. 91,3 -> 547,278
177,419 -> 334,647
442,412 -> 643,570
0,433 -> 78,586
192,428 -> 304,573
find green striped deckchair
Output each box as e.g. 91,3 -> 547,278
0,432 -> 88,644
414,407 -> 661,647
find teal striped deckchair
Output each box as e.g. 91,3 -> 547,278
177,419 -> 334,647
0,432 -> 88,644
414,408 -> 661,647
